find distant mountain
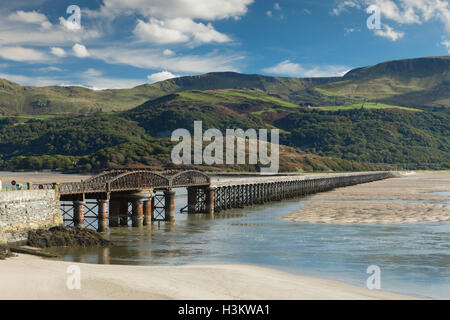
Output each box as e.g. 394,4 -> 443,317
0,73 -> 336,116
1,55 -> 447,116
304,56 -> 450,108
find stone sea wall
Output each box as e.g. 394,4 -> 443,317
0,190 -> 62,243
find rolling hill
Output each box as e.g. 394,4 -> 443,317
305,56 -> 450,108
0,55 -> 448,116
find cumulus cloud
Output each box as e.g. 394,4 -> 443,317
50,47 -> 67,57
72,44 -> 90,58
0,46 -> 50,62
133,18 -> 189,44
374,24 -> 405,41
89,0 -> 254,20
59,17 -> 81,31
88,0 -> 252,45
163,49 -> 176,56
8,10 -> 52,30
134,17 -> 231,44
263,60 -> 351,77
147,70 -> 180,83
331,0 -> 450,39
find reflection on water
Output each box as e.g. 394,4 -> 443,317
48,188 -> 450,299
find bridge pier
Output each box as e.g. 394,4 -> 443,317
109,200 -> 121,227
143,199 -> 153,226
73,200 -> 85,228
97,199 -> 109,232
164,190 -> 175,222
205,187 -> 215,215
131,200 -> 144,228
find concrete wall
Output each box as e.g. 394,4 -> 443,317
0,190 -> 62,244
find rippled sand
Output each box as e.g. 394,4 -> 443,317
0,255 -> 413,300
282,173 -> 450,224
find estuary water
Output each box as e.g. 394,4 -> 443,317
48,187 -> 450,300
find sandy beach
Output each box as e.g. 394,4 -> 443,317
282,172 -> 450,224
0,254 -> 413,300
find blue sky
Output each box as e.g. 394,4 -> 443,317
0,0 -> 448,89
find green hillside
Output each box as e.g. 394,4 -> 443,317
0,87 -> 447,171
305,56 -> 450,108
0,73 -> 336,116
1,55 -> 447,116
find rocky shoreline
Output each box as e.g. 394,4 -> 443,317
27,226 -> 112,248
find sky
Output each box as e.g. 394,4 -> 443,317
0,0 -> 448,89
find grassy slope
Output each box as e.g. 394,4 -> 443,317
0,73 -> 335,115
0,56 -> 448,116
311,102 -> 422,112
307,56 -> 450,107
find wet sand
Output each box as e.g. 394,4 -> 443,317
282,173 -> 450,224
0,255 -> 414,300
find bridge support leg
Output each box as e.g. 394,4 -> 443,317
109,200 -> 121,227
119,200 -> 129,226
187,187 -> 197,214
97,200 -> 109,232
132,200 -> 144,228
164,190 -> 175,222
143,199 -> 152,226
73,201 -> 85,228
205,187 -> 215,215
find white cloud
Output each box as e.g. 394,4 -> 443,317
133,18 -> 189,44
59,17 -> 81,31
8,10 -> 52,30
274,3 -> 281,11
163,49 -> 176,56
0,14 -> 101,47
83,68 -> 103,77
50,47 -> 67,57
330,1 -> 361,16
39,66 -> 64,72
263,60 -> 351,77
332,0 -> 450,32
441,40 -> 450,52
374,24 -> 405,41
89,0 -> 254,20
88,0 -> 252,45
72,44 -> 90,58
267,10 -> 273,17
0,46 -> 50,62
89,47 -> 243,73
147,70 -> 180,83
133,18 -> 230,44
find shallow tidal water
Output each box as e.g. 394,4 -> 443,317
47,187 -> 450,300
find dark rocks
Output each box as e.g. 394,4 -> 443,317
27,226 -> 112,248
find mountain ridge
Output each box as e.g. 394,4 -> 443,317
0,55 -> 448,116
